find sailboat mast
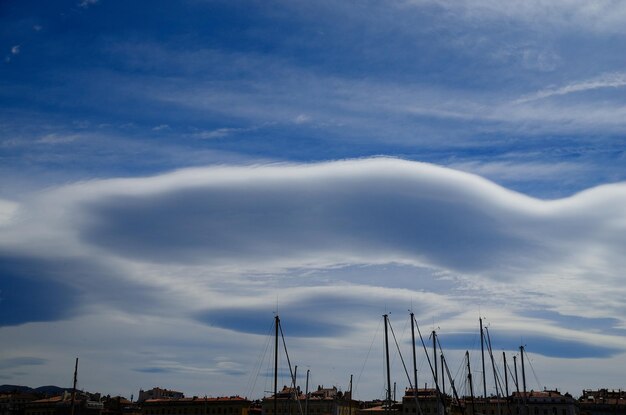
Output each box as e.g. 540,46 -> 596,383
441,354 -> 445,397
274,316 -> 279,415
410,313 -> 423,415
70,358 -> 78,415
440,352 -> 461,409
519,346 -> 527,396
513,356 -> 519,395
480,318 -> 486,398
294,366 -> 298,392
466,351 -> 475,415
485,328 -> 500,399
410,313 -> 418,393
503,352 -> 509,397
384,314 -> 392,411
305,369 -> 310,415
350,374 -> 353,396
432,330 -> 439,415
432,331 -> 438,388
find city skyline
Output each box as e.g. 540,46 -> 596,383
1,0 -> 626,401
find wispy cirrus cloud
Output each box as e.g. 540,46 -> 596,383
96,41 -> 626,140
402,0 -> 626,34
78,0 -> 99,9
515,72 -> 626,103
0,357 -> 46,370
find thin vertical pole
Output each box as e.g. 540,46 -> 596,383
513,356 -> 519,395
432,331 -> 439,415
466,352 -> 475,415
433,331 -> 438,387
274,316 -> 279,415
485,328 -> 499,399
384,315 -> 392,412
441,354 -> 445,397
520,346 -> 527,396
503,352 -> 509,397
293,364 -> 298,415
305,369 -> 310,415
480,318 -> 486,398
410,313 -> 422,415
349,374 -> 353,415
349,374 -> 353,396
294,366 -> 298,391
411,313 -> 418,392
70,358 -> 78,415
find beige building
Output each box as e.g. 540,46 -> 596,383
401,388 -> 446,415
1,392 -> 40,415
578,389 -> 625,415
25,392 -> 103,415
261,386 -> 358,415
141,397 -> 250,415
402,388 -> 577,415
138,390 -> 184,404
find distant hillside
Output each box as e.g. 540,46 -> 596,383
0,385 -> 34,393
34,385 -> 69,395
0,385 -> 69,395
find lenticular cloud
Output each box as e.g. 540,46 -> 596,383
3,158 -> 625,283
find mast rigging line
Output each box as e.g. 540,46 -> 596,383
245,320 -> 275,399
388,318 -> 414,390
355,316 -> 383,400
387,314 -> 425,415
522,347 -> 543,391
278,320 -> 304,415
412,315 -> 447,414
484,327 -> 504,398
505,355 -> 519,392
410,312 -> 425,415
435,336 -> 462,407
484,327 -> 511,415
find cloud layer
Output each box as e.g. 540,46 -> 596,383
1,159 -> 625,361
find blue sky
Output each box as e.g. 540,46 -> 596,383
1,0 -> 626,401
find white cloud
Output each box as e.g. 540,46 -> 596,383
3,158 -> 625,306
447,160 -> 588,183
152,124 -> 170,131
37,133 -> 81,144
515,72 -> 626,103
78,0 -> 99,9
11,45 -> 20,55
402,0 -> 626,34
0,199 -> 19,226
1,159 -> 625,397
193,127 -> 241,139
98,41 -> 626,140
294,114 -> 311,124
